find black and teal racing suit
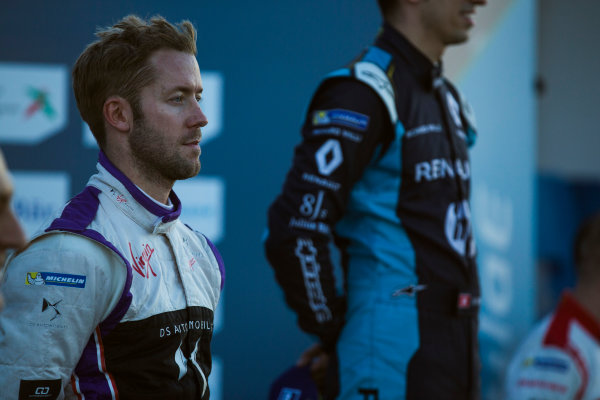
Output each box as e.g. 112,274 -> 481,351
265,24 -> 481,400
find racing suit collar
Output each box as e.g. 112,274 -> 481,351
97,151 -> 182,230
544,291 -> 600,346
377,23 -> 439,91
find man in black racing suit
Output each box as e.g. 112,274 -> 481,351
264,0 -> 487,399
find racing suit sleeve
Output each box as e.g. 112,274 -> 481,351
0,233 -> 126,399
264,78 -> 393,349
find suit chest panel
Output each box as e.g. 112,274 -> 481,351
396,86 -> 471,199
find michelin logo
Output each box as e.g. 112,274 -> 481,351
26,272 -> 86,288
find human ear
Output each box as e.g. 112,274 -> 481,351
103,96 -> 133,133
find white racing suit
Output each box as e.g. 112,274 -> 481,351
505,292 -> 600,400
0,152 -> 224,400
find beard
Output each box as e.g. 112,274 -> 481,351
128,117 -> 201,184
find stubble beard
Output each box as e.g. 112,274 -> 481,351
129,117 -> 201,185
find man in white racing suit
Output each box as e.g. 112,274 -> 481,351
505,212 -> 600,399
0,15 -> 223,400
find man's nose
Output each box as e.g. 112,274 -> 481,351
189,102 -> 208,129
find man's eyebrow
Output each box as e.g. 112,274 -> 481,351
169,86 -> 203,94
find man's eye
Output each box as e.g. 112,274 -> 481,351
196,96 -> 202,103
172,95 -> 184,103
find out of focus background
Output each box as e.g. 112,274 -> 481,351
1,1 -> 599,399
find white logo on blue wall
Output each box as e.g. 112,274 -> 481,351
474,184 -> 513,250
82,122 -> 96,148
12,171 -> 70,238
315,139 -> 343,176
481,254 -> 513,316
174,177 -> 225,243
445,200 -> 475,256
473,183 -> 516,326
199,72 -> 224,144
0,63 -> 68,144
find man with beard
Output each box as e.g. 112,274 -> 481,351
264,0 -> 486,399
0,15 -> 224,400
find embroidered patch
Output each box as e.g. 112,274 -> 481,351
522,357 -> 569,372
25,272 -> 86,288
312,109 -> 369,131
19,379 -> 61,400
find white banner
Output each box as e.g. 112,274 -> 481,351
11,171 -> 70,237
174,176 -> 225,244
0,63 -> 68,144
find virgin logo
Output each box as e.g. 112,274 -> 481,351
129,242 -> 157,278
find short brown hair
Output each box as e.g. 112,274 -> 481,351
72,15 -> 197,148
574,212 -> 600,278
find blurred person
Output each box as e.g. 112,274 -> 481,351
0,148 -> 27,308
0,15 -> 224,400
264,0 -> 486,399
505,212 -> 600,399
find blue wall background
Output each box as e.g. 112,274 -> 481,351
3,1 -> 583,399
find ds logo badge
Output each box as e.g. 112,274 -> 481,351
42,298 -> 61,321
35,386 -> 50,395
18,378 -> 60,399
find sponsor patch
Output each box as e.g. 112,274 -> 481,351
517,379 -> 567,393
128,242 -> 158,279
19,379 -> 61,400
315,139 -> 343,176
405,123 -> 442,139
42,298 -> 62,321
295,238 -> 331,323
289,217 -> 330,234
522,357 -> 569,372
299,191 -> 328,220
312,109 -> 369,131
301,173 -> 341,191
25,272 -> 86,288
